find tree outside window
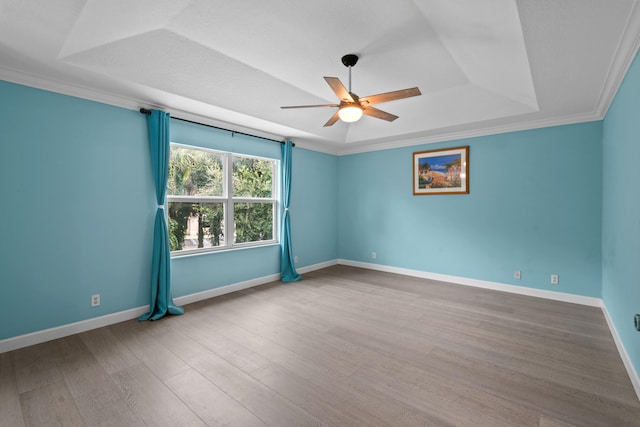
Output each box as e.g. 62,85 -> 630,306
167,144 -> 277,254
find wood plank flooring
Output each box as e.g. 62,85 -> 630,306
2,265 -> 639,426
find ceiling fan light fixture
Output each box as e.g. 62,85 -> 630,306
281,53 -> 420,126
338,105 -> 363,123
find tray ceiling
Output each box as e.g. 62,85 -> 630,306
1,0 -> 639,154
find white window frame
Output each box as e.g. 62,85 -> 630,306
168,143 -> 279,256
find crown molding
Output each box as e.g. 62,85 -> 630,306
0,66 -> 287,145
287,139 -> 341,155
0,67 -> 608,158
0,66 -> 144,111
4,1 -> 640,161
594,0 -> 640,118
334,112 -> 601,155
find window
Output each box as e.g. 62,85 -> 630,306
167,144 -> 277,255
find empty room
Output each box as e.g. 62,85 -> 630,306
1,1 -> 640,426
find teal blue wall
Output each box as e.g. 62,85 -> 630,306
603,50 -> 640,377
289,148 -> 339,267
0,81 -> 338,340
0,81 -> 154,340
169,120 -> 282,296
338,122 -> 603,297
169,121 -> 339,296
3,54 -> 639,380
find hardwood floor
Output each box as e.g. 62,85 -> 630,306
1,265 -> 639,426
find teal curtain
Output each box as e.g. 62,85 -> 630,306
280,140 -> 302,282
139,110 -> 184,321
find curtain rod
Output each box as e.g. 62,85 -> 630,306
139,108 -> 292,146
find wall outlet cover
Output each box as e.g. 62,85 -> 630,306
91,294 -> 100,307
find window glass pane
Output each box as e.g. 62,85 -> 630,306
168,146 -> 223,197
234,202 -> 273,244
168,202 -> 225,251
232,156 -> 273,198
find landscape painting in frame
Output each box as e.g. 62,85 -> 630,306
413,146 -> 469,195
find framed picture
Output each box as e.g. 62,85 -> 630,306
413,146 -> 469,195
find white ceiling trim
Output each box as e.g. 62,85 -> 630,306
594,0 -> 640,118
1,0 -> 639,157
0,62 -> 620,157
0,65 -> 288,146
334,111 -> 601,156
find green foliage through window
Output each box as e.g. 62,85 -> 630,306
168,147 -> 223,196
166,144 -> 277,254
234,203 -> 273,243
233,157 -> 273,198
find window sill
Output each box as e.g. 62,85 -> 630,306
170,241 -> 279,259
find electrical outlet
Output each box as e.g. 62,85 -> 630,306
91,294 -> 100,307
371,252 -> 377,260
514,270 -> 521,280
294,256 -> 299,264
551,274 -> 559,285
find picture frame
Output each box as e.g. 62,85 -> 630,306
413,146 -> 469,195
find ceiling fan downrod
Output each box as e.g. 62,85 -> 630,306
341,54 -> 359,93
280,52 -> 420,127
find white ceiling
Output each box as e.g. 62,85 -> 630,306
1,0 -> 639,154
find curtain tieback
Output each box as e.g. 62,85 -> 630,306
157,205 -> 165,209
284,207 -> 289,211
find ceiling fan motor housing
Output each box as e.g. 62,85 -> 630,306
341,54 -> 359,68
281,52 -> 420,126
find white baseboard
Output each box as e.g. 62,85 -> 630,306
173,260 -> 337,307
296,259 -> 338,274
338,259 -> 602,307
601,304 -> 640,401
0,306 -> 150,354
173,273 -> 282,306
0,260 -> 336,354
338,259 -> 640,402
3,258 -> 638,403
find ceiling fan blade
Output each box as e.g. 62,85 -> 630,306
324,77 -> 354,102
323,111 -> 340,127
359,87 -> 421,106
281,103 -> 339,109
363,106 -> 398,122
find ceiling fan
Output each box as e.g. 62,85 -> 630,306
281,54 -> 421,127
